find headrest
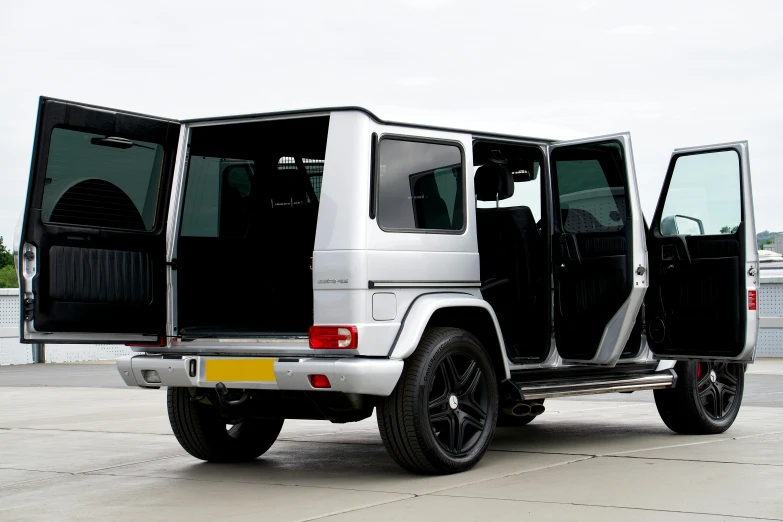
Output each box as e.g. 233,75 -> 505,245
475,163 -> 514,202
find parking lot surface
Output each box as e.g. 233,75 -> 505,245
0,360 -> 782,521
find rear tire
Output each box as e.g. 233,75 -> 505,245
167,387 -> 284,462
654,361 -> 744,434
377,327 -> 498,474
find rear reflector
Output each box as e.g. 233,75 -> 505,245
141,370 -> 161,384
749,290 -> 757,310
308,374 -> 331,389
309,326 -> 358,349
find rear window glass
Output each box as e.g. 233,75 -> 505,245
42,128 -> 164,231
377,139 -> 464,232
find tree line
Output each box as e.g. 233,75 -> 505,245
0,237 -> 17,288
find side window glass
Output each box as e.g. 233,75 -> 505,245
377,139 -> 464,232
42,128 -> 165,231
659,150 -> 741,236
180,157 -> 254,237
552,142 -> 626,234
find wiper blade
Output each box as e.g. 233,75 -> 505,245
90,136 -> 154,150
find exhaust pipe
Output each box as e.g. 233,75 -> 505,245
502,400 -> 532,417
529,402 -> 546,416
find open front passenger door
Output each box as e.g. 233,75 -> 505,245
19,97 -> 180,344
548,134 -> 647,365
646,142 -> 758,362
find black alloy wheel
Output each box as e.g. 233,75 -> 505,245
695,361 -> 741,419
428,351 -> 490,456
377,327 -> 498,474
654,360 -> 745,434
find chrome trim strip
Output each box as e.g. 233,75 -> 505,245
516,371 -> 675,400
369,280 -> 481,289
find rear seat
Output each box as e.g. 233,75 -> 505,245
474,163 -> 546,359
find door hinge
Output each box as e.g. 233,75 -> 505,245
23,298 -> 34,320
166,259 -> 178,270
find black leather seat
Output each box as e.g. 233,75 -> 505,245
474,164 -> 546,360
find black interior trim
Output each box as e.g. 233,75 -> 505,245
369,133 -> 377,219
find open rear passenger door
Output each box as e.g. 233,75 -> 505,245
548,134 -> 648,364
646,142 -> 758,362
19,97 -> 180,344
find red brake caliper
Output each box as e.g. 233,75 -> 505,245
697,363 -> 703,380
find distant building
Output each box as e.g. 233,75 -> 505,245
763,233 -> 783,254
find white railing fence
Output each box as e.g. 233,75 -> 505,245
2,275 -> 783,364
759,271 -> 783,357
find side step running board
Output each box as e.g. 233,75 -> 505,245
508,370 -> 677,401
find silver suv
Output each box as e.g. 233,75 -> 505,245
18,98 -> 759,474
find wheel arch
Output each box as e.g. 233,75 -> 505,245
388,294 -> 510,381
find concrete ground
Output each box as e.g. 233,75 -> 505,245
0,360 -> 781,521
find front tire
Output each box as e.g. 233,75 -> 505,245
167,387 -> 284,462
377,327 -> 498,474
654,361 -> 744,434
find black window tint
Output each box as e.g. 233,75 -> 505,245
553,142 -> 627,233
180,157 -> 254,237
42,128 -> 165,231
225,164 -> 252,197
377,139 -> 464,231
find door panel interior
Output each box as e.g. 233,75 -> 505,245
646,144 -> 755,360
648,232 -> 743,357
550,139 -> 638,362
20,98 -> 179,341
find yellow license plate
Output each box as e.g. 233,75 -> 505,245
205,359 -> 277,383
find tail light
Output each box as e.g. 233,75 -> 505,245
309,326 -> 358,349
126,336 -> 167,347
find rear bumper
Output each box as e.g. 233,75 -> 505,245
116,355 -> 403,397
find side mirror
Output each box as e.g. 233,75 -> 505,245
662,214 -> 704,236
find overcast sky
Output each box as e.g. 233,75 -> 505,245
2,0 -> 781,246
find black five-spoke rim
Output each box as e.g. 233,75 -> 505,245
427,351 -> 489,456
696,362 -> 740,419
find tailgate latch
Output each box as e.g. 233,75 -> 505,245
23,298 -> 34,320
